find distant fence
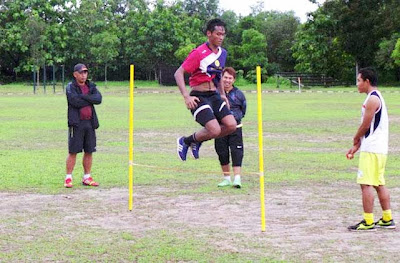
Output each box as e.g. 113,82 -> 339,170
158,65 -> 189,86
276,72 -> 349,88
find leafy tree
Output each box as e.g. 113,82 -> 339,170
254,11 -> 300,73
0,0 -> 68,80
65,0 -> 124,80
119,0 -> 148,79
1,0 -> 400,84
333,0 -> 384,68
320,0 -> 400,69
292,7 -> 353,81
173,14 -> 204,62
220,10 -> 238,29
181,0 -> 220,19
376,33 -> 400,71
226,11 -> 299,75
250,0 -> 264,15
392,38 -> 400,67
125,1 -> 184,80
224,15 -> 256,70
240,29 -> 268,82
90,31 -> 121,84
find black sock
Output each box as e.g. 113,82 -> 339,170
183,134 -> 196,145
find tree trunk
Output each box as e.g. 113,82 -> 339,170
355,61 -> 359,85
104,64 -> 108,88
397,68 -> 400,81
37,69 -> 40,88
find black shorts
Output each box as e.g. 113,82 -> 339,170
214,127 -> 244,166
68,120 -> 96,153
189,90 -> 232,126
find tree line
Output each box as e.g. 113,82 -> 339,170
1,0 -> 400,84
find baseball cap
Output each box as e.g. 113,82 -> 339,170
74,63 -> 88,73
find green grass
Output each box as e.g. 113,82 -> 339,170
1,81 -> 400,262
2,84 -> 400,192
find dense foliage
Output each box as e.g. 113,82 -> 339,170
0,0 -> 399,83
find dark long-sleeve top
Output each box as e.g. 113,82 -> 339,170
226,86 -> 246,125
66,79 -> 102,129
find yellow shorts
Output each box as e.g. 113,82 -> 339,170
357,152 -> 387,186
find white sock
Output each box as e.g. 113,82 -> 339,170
224,175 -> 231,182
83,174 -> 91,180
234,174 -> 241,181
65,174 -> 72,180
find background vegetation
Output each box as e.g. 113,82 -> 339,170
1,0 -> 400,85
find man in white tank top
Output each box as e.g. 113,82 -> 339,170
346,68 -> 395,231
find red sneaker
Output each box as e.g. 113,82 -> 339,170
64,178 -> 73,188
82,177 -> 99,187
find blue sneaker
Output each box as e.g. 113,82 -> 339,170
177,137 -> 189,161
190,142 -> 202,159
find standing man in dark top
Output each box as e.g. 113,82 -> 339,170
174,18 -> 236,161
215,67 -> 246,188
65,63 -> 102,188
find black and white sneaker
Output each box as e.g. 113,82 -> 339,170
348,220 -> 376,231
375,218 -> 396,229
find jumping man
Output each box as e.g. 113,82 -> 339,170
174,18 -> 236,161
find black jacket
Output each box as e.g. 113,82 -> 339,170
226,86 -> 246,124
66,79 -> 102,128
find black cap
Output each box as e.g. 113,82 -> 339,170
74,63 -> 88,73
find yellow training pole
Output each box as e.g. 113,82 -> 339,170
129,65 -> 135,211
257,66 -> 266,232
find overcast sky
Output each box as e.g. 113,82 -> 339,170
219,0 -> 326,23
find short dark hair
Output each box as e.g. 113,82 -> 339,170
205,18 -> 226,34
223,67 -> 236,79
359,67 -> 378,86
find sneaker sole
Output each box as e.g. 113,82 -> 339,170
233,184 -> 241,188
218,184 -> 232,187
376,225 -> 396,229
348,228 -> 377,232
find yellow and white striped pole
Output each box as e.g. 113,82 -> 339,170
129,65 -> 135,211
256,66 -> 266,232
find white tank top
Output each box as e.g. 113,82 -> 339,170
360,90 -> 388,154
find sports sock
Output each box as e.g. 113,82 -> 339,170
363,212 -> 374,225
382,209 -> 392,222
183,133 -> 197,145
224,175 -> 231,182
234,174 -> 241,181
83,174 -> 91,180
65,174 -> 72,180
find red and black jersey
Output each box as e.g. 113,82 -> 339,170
182,42 -> 227,87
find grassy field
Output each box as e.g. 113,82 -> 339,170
1,81 -> 400,262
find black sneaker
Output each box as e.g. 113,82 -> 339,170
375,218 -> 396,229
348,220 -> 376,231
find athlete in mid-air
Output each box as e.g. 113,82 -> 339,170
174,18 -> 236,161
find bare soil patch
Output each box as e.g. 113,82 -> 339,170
1,182 -> 399,262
